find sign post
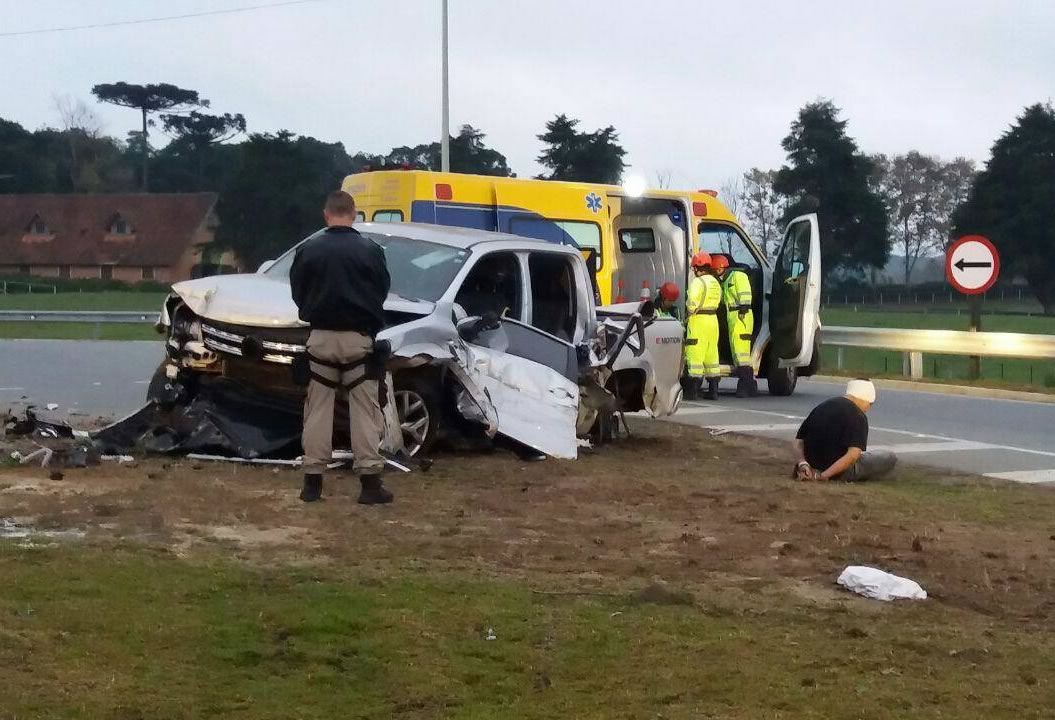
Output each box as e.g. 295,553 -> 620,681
945,235 -> 1000,381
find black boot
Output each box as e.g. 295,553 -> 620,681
747,367 -> 759,397
299,473 -> 323,503
703,377 -> 720,400
358,474 -> 394,505
735,367 -> 749,398
683,377 -> 699,401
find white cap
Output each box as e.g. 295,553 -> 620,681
846,379 -> 876,403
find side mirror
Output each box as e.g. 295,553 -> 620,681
257,259 -> 276,274
456,312 -> 501,343
457,316 -> 483,342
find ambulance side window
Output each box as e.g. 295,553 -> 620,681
777,221 -> 811,280
697,224 -> 761,270
372,210 -> 404,222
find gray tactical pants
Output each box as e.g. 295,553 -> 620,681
841,450 -> 897,482
302,329 -> 385,476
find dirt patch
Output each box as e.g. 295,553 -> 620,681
3,419 -> 1055,623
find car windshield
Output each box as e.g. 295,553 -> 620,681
265,231 -> 469,302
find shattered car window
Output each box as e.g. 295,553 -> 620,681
265,232 -> 468,302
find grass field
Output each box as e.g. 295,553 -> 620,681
3,421 -> 1055,718
0,291 -> 165,340
821,307 -> 1055,389
0,291 -> 167,311
0,321 -> 159,341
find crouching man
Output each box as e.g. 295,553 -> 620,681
792,379 -> 897,482
290,190 -> 393,504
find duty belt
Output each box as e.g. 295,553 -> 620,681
693,308 -> 719,315
305,353 -> 371,392
728,305 -> 752,311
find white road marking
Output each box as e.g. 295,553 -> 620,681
710,423 -> 801,433
870,440 -> 996,454
984,469 -> 1055,484
678,401 -> 1055,459
672,405 -> 727,415
0,387 -> 25,391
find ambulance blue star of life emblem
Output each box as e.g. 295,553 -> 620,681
585,192 -> 602,213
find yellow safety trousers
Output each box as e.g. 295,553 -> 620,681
685,274 -> 722,378
723,269 -> 754,368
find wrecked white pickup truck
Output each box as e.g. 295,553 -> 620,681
153,223 -> 683,460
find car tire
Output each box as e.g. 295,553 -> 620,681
764,350 -> 798,396
393,373 -> 442,456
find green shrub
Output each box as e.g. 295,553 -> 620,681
0,275 -> 167,293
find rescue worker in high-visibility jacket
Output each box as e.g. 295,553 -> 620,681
654,281 -> 680,319
712,255 -> 759,397
685,252 -> 723,400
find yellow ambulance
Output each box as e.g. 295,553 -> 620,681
341,170 -> 821,395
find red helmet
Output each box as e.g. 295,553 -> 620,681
659,281 -> 680,302
710,255 -> 730,272
690,251 -> 712,269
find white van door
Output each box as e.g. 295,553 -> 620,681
768,213 -> 821,367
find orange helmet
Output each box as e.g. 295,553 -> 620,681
659,281 -> 680,302
690,251 -> 712,269
710,255 -> 730,273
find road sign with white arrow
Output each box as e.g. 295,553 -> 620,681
946,235 -> 1000,295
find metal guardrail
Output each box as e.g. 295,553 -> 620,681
0,310 -> 157,324
822,326 -> 1055,359
821,325 -> 1055,378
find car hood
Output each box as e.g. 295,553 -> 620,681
171,274 -> 434,327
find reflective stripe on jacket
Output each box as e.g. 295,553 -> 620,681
722,268 -> 753,310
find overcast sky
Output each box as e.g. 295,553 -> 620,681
2,0 -> 1053,189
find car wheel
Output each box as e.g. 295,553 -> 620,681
764,350 -> 798,396
393,374 -> 442,456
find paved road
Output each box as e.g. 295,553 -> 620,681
0,339 -> 163,419
667,378 -> 1055,484
3,339 -> 1055,483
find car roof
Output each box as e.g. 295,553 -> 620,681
356,221 -> 578,252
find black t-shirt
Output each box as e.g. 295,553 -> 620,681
796,397 -> 869,471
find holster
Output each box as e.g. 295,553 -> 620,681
291,352 -> 311,387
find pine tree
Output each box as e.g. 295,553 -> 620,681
953,103 -> 1055,314
774,100 -> 889,280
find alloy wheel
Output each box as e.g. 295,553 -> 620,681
395,389 -> 430,456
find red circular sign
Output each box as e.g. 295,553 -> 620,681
945,235 -> 1000,295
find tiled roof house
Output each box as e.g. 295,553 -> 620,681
0,193 -> 238,282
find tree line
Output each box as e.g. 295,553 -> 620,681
0,82 -> 628,266
2,82 -> 1053,313
726,99 -> 1055,314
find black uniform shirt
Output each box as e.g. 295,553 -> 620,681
289,226 -> 391,336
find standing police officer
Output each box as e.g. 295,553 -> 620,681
685,252 -> 722,400
290,191 -> 393,505
711,255 -> 758,397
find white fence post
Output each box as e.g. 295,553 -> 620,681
909,352 -> 923,380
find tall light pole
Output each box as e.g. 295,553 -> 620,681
440,0 -> 450,172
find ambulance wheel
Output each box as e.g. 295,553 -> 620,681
765,353 -> 798,396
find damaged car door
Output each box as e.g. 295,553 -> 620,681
449,249 -> 581,459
